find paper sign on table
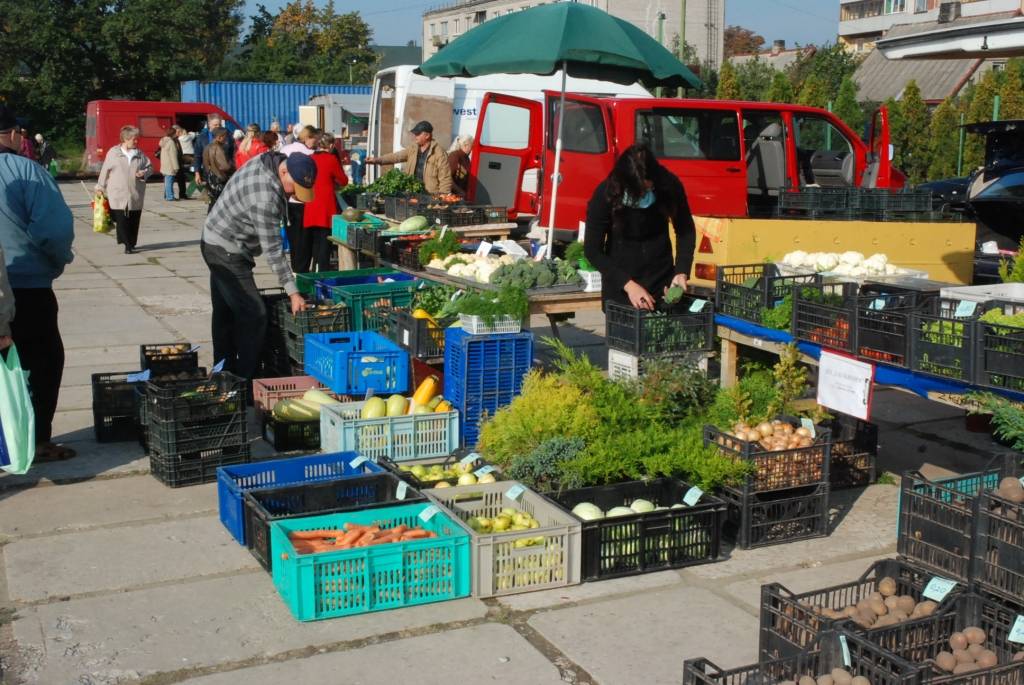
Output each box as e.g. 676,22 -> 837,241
475,241 -> 493,257
683,486 -> 703,506
923,576 -> 957,602
817,351 -> 874,422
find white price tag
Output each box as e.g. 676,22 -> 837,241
955,300 -> 978,318
212,359 -> 226,373
922,576 -> 957,602
839,635 -> 851,667
475,241 -> 493,257
683,486 -> 703,506
460,452 -> 481,466
800,418 -> 816,438
475,464 -> 496,477
402,329 -> 410,346
396,481 -> 409,500
689,299 -> 708,313
419,504 -> 440,522
439,225 -> 449,239
504,484 -> 526,501
752,338 -> 764,348
869,298 -> 886,311
1009,615 -> 1024,644
126,370 -> 151,383
349,455 -> 369,469
189,345 -> 200,353
364,388 -> 375,401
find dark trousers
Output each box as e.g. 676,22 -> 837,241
201,242 -> 267,382
10,288 -> 63,444
111,209 -> 142,248
293,227 -> 332,274
286,202 -> 305,272
176,169 -> 187,198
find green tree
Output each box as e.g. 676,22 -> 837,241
724,25 -> 765,57
788,44 -> 862,101
734,57 -> 776,101
0,0 -> 244,135
964,70 -> 999,169
797,74 -> 829,109
884,97 -> 906,171
716,61 -> 742,100
927,97 -> 961,181
765,71 -> 795,103
833,76 -> 864,135
997,59 -> 1024,120
898,80 -> 931,185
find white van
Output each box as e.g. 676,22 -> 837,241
365,65 -> 649,183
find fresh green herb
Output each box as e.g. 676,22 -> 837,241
366,169 -> 425,195
760,294 -> 793,330
967,392 -> 1024,451
418,229 -> 461,265
442,284 -> 529,324
505,437 -> 585,493
412,284 -> 457,317
564,241 -> 585,264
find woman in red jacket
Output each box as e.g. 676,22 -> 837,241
298,132 -> 348,273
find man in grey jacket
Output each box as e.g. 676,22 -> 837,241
0,245 -> 12,351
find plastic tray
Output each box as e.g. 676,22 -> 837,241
909,298 -> 983,383
379,453 -> 503,490
243,472 -> 425,572
251,376 -> 344,420
326,280 -> 426,332
387,311 -> 452,360
329,212 -> 387,244
977,308 -> 1024,393
139,342 -> 199,376
427,481 -> 581,597
458,314 -> 522,335
605,297 -> 714,357
318,399 -> 459,462
719,483 -> 830,549
216,451 -> 382,545
296,267 -> 397,298
92,371 -> 145,443
262,417 -> 321,452
759,557 -> 965,660
715,263 -> 820,325
792,282 -> 859,353
548,478 -> 725,581
856,289 -> 938,368
971,453 -> 1024,605
150,443 -> 250,488
142,372 -> 246,423
270,502 -> 471,621
303,332 -> 409,395
704,419 -> 832,493
940,282 -> 1024,304
277,301 -> 351,337
826,416 -> 879,489
147,412 -> 247,458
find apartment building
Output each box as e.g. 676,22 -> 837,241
839,0 -> 1022,52
422,0 -> 725,69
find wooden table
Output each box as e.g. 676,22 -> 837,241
329,223 -> 516,270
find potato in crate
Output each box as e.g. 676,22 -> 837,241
139,342 -> 199,376
970,454 -> 1024,607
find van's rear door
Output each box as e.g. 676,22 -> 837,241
469,93 -> 542,218
865,106 -> 900,188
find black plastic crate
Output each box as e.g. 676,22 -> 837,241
759,557 -> 965,660
977,305 -> 1024,393
383,195 -> 406,221
379,453 -> 498,490
855,592 -> 1024,685
93,412 -> 139,443
897,453 -> 1022,585
150,443 -> 250,488
825,415 -> 878,489
92,371 -> 145,442
854,188 -> 933,213
715,263 -> 819,325
147,412 -> 247,457
793,282 -> 859,353
277,300 -> 351,337
719,483 -> 830,549
261,417 -> 320,452
140,343 -> 199,376
856,289 -> 938,368
548,477 -> 725,581
684,630 -> 920,685
242,472 -> 425,571
388,310 -> 452,360
448,206 -> 484,226
481,206 -> 508,224
972,452 -> 1024,606
425,205 -> 451,226
143,372 -> 246,423
777,188 -> 854,219
910,299 -> 983,383
135,369 -> 209,447
704,419 -> 832,493
605,297 -> 714,357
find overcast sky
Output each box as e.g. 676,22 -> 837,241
245,0 -> 840,49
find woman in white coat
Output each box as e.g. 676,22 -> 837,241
96,125 -> 153,254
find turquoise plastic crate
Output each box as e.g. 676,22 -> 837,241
303,332 -> 409,395
270,502 -> 471,621
327,280 -> 426,332
295,268 -> 399,298
319,399 -> 460,461
330,213 -> 387,244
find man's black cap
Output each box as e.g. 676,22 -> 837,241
410,121 -> 433,135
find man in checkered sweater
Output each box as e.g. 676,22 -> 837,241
201,151 -> 317,380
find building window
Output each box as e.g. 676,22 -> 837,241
884,0 -> 906,14
454,18 -> 459,32
440,21 -> 448,35
474,10 -> 486,23
430,23 -> 436,36
914,0 -> 927,12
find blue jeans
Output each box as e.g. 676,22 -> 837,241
163,174 -> 176,200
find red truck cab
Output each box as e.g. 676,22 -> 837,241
468,93 -> 903,237
86,100 -> 241,172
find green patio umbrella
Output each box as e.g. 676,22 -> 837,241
417,2 -> 700,254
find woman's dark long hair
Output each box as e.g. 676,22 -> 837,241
604,144 -> 679,228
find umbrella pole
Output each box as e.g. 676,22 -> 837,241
545,61 -> 568,260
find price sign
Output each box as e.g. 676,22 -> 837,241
839,635 -> 851,667
402,329 -> 410,346
419,504 -> 440,522
923,576 -> 958,602
1009,615 -> 1024,644
349,455 -> 369,469
817,351 -> 874,422
126,370 -> 151,383
475,241 -> 493,257
955,300 -> 978,318
683,486 -> 703,506
689,299 -> 708,313
396,481 -> 409,500
475,465 -> 496,477
504,484 -> 526,501
212,359 -> 226,373
869,298 -> 886,311
800,418 -> 816,439
461,452 -> 481,466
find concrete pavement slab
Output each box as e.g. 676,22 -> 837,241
180,623 -> 564,685
56,384 -> 91,411
61,345 -> 142,368
0,443 -> 148,489
61,363 -> 139,387
63,327 -> 181,349
0,477 -> 215,541
51,409 -> 99,442
528,583 -> 760,685
118,277 -> 205,298
497,568 -> 682,613
4,516 -> 254,603
11,576 -> 487,683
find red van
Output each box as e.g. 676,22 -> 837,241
468,93 -> 902,237
85,100 -> 240,172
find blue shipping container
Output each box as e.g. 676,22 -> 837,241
180,80 -> 372,132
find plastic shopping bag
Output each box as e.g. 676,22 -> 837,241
92,192 -> 113,234
0,345 -> 36,474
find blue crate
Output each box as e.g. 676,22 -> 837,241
216,451 -> 382,545
312,272 -> 416,304
304,332 -> 409,395
443,328 -> 533,447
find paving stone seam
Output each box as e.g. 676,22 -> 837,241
0,467 -> 151,493
0,509 -> 218,545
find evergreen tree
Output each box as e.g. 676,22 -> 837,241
899,81 -> 931,185
927,97 -> 960,181
734,57 -> 775,101
797,74 -> 829,109
964,70 -> 999,169
997,59 -> 1024,120
716,61 -> 742,100
833,77 -> 865,136
766,71 -> 795,103
884,97 -> 906,172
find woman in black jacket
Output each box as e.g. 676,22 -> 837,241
583,144 -> 696,310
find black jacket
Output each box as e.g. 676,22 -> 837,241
583,175 -> 696,306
